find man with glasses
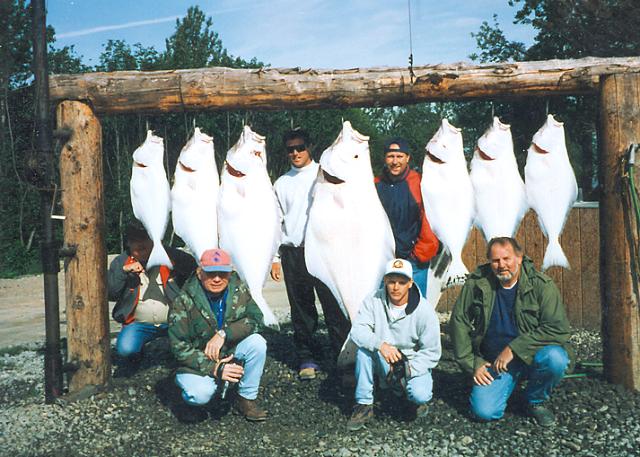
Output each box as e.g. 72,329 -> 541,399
271,129 -> 351,380
169,248 -> 268,422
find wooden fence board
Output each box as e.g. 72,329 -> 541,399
435,205 -> 600,329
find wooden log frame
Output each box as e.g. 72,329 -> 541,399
57,101 -> 111,392
49,56 -> 640,114
599,73 -> 640,390
52,56 -> 640,393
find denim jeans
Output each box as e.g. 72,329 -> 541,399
354,347 -> 433,406
470,345 -> 569,421
115,322 -> 168,358
175,333 -> 267,406
409,260 -> 428,298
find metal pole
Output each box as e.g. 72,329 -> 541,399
32,0 -> 63,403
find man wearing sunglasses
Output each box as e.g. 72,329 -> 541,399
375,137 -> 439,297
270,129 -> 351,381
169,248 -> 268,422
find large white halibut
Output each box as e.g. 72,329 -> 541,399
305,121 -> 395,322
171,127 -> 219,260
525,114 -> 578,270
130,130 -> 172,268
218,126 -> 281,327
470,117 -> 528,240
422,119 -> 474,287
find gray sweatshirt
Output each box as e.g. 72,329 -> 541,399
350,284 -> 442,378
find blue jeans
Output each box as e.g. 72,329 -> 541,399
116,322 -> 168,358
175,333 -> 267,406
354,347 -> 433,406
470,345 -> 569,421
409,260 -> 428,297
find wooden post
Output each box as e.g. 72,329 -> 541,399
599,73 -> 640,390
57,101 -> 111,392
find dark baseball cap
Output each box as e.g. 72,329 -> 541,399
384,137 -> 410,154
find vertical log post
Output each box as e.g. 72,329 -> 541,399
599,73 -> 640,390
57,101 -> 111,392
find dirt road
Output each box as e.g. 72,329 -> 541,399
0,260 -> 290,349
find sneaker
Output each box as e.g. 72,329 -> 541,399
298,362 -> 319,380
527,403 -> 556,427
347,404 -> 374,431
234,396 -> 268,422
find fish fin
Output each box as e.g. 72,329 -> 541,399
253,295 -> 280,330
146,243 -> 173,269
542,238 -> 570,270
443,256 -> 469,288
336,338 -> 358,368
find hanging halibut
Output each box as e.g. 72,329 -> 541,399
470,117 -> 528,240
305,121 -> 395,322
171,127 -> 219,260
218,126 -> 281,328
421,119 -> 475,287
525,114 -> 578,270
130,130 -> 172,269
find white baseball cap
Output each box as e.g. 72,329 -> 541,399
384,258 -> 413,280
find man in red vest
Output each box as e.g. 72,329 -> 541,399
107,221 -> 196,375
375,137 -> 439,297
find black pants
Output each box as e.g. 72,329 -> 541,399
280,245 -> 351,364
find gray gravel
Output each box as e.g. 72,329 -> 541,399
1,319 -> 639,457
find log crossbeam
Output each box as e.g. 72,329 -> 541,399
49,56 -> 640,114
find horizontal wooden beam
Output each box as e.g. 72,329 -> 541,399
49,56 -> 640,115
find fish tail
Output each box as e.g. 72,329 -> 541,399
146,242 -> 173,269
444,256 -> 469,288
253,295 -> 280,330
542,238 -> 570,270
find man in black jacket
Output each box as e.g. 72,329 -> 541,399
107,221 -> 196,372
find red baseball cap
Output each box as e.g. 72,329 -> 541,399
199,248 -> 233,273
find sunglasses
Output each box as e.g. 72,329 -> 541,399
286,144 -> 307,153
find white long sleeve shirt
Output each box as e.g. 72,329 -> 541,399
273,161 -> 319,249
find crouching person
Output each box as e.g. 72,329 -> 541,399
168,248 -> 268,422
347,258 -> 441,431
449,237 -> 572,427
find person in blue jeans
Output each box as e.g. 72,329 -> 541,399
107,221 -> 196,375
347,258 -> 441,431
168,248 -> 268,422
450,237 -> 573,427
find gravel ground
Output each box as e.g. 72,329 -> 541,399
1,317 -> 639,457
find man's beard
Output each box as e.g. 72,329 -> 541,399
495,264 -> 519,284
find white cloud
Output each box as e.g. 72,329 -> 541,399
57,15 -> 183,39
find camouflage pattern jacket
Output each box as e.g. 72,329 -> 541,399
168,272 -> 264,376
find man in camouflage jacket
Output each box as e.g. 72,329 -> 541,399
168,248 -> 268,421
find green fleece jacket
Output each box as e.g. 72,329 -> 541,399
168,272 -> 264,376
450,257 -> 573,376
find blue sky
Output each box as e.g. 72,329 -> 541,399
48,0 -> 536,69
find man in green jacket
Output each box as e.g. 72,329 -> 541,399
168,248 -> 268,422
450,237 -> 571,427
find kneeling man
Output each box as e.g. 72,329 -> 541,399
168,248 -> 268,421
347,259 -> 441,430
450,237 -> 572,426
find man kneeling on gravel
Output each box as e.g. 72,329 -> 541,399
450,237 -> 572,427
347,258 -> 441,431
168,248 -> 268,422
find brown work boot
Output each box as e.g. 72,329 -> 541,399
234,396 -> 268,422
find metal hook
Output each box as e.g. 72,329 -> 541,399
192,116 -> 196,131
491,101 -> 495,119
545,99 -> 550,116
145,119 -> 149,132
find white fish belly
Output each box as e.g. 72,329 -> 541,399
171,170 -> 219,259
421,167 -> 474,260
130,168 -> 171,242
471,160 -> 527,240
305,182 -> 395,321
218,174 -> 281,322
